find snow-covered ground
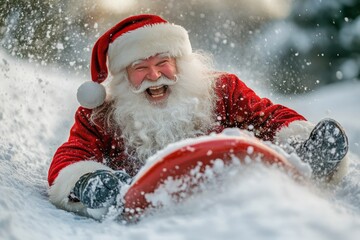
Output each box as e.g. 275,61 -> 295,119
1,49 -> 360,240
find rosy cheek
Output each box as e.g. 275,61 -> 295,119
129,72 -> 145,88
162,66 -> 177,80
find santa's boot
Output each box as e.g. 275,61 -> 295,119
294,118 -> 349,179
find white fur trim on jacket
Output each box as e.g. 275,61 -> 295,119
274,120 -> 315,145
108,22 -> 192,75
48,161 -> 112,219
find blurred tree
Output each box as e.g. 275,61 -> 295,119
0,0 -> 96,73
260,0 -> 360,94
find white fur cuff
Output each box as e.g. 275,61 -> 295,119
274,120 -> 315,145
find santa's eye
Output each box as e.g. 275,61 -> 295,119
134,66 -> 147,71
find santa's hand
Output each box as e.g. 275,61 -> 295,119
292,118 -> 348,178
72,169 -> 131,209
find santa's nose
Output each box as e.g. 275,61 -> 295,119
146,67 -> 161,81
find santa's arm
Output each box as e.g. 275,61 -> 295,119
217,74 -> 348,182
217,73 -> 308,140
47,107 -> 111,218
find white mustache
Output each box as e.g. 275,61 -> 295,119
131,76 -> 178,94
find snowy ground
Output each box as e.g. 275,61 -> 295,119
1,49 -> 360,240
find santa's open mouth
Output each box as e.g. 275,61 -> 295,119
146,85 -> 169,98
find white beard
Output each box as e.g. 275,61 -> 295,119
105,54 -> 217,163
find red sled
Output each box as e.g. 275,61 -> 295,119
123,131 -> 298,221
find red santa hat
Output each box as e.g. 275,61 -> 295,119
77,14 -> 192,109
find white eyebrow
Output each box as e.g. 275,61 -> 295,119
130,59 -> 144,67
130,52 -> 172,67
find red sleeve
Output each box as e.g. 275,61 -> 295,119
215,73 -> 306,140
47,107 -> 107,186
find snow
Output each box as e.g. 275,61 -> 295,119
1,49 -> 360,240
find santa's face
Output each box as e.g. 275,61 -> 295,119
107,53 -> 216,162
126,54 -> 177,105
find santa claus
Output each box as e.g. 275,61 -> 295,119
48,14 -> 349,219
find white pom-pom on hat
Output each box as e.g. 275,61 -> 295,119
77,81 -> 106,109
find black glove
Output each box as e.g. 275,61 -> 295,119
72,169 -> 132,209
293,118 -> 348,178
